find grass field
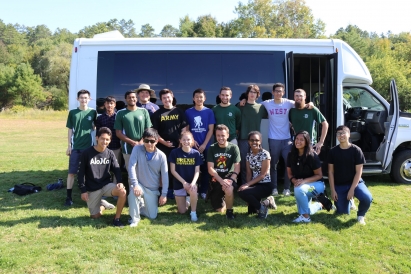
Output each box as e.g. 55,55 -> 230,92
0,111 -> 411,273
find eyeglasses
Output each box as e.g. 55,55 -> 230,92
336,131 -> 348,137
143,139 -> 156,144
249,139 -> 260,143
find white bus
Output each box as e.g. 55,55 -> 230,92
69,30 -> 411,184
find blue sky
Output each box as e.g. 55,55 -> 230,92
1,0 -> 410,36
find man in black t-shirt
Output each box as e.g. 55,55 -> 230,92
77,127 -> 127,227
328,125 -> 373,225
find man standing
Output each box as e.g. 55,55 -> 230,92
185,88 -> 216,199
136,84 -> 159,116
207,124 -> 241,219
151,88 -> 187,199
65,89 -> 97,206
77,127 -> 126,226
212,87 -> 241,145
260,83 -> 296,196
289,88 -> 329,155
128,128 -> 168,227
95,96 -> 121,183
114,90 -> 152,186
237,85 -> 267,186
328,125 -> 373,225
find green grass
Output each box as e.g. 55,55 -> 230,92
1,113 -> 411,273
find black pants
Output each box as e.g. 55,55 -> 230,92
238,183 -> 272,211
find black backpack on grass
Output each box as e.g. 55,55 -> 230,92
13,183 -> 42,196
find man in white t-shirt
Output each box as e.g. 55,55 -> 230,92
260,83 -> 295,196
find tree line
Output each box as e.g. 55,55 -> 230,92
1,0 -> 410,111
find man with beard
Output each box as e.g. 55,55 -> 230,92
114,90 -> 152,186
212,87 -> 241,145
289,89 -> 328,155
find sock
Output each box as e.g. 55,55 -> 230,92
67,189 -> 72,199
191,211 -> 196,214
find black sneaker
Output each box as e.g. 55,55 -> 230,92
226,209 -> 235,219
64,197 -> 73,206
113,218 -> 124,227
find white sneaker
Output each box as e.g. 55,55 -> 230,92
350,198 -> 357,210
283,189 -> 291,196
272,189 -> 279,196
100,199 -> 115,210
357,216 -> 366,225
190,212 -> 198,222
265,196 -> 277,210
293,215 -> 311,223
130,221 -> 139,227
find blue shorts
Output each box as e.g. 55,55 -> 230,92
68,149 -> 84,174
174,188 -> 187,197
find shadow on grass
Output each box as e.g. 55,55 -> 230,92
0,170 -> 393,230
146,195 -> 359,231
0,214 -> 119,229
0,169 -> 130,211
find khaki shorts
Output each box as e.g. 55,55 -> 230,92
87,183 -> 116,215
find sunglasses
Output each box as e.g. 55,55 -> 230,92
143,139 -> 156,144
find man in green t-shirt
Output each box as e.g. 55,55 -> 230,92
207,124 -> 241,219
237,84 -> 267,185
289,89 -> 329,155
212,87 -> 241,144
114,90 -> 152,186
65,89 -> 97,206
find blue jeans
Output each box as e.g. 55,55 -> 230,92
268,138 -> 292,190
334,180 -> 372,217
294,181 -> 325,215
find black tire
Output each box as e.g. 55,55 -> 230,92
391,150 -> 411,184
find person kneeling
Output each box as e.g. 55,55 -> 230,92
207,125 -> 241,219
328,126 -> 373,225
128,128 -> 168,227
169,131 -> 202,221
238,131 -> 276,219
287,131 -> 325,223
77,127 -> 127,227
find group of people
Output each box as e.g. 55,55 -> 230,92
66,83 -> 373,227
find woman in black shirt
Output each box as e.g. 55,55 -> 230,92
287,131 -> 325,223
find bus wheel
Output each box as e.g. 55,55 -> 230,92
391,150 -> 411,184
